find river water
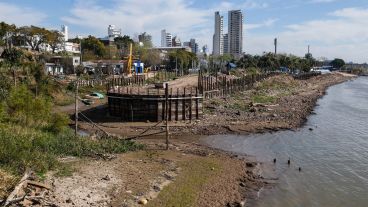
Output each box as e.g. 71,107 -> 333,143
204,77 -> 368,207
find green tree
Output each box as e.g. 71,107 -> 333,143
81,35 -> 106,59
114,35 -> 134,56
1,48 -> 24,86
17,26 -> 50,51
330,58 -> 345,69
46,30 -> 64,53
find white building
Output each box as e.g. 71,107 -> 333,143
108,25 -> 122,40
61,25 -> 68,42
213,11 -> 224,56
228,10 -> 243,57
161,29 -> 173,47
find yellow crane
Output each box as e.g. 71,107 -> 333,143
127,43 -> 133,75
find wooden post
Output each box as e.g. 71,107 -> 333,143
75,80 -> 79,137
183,87 -> 186,121
165,83 -> 169,150
176,88 -> 179,121
169,88 -> 172,121
195,87 -> 199,119
189,87 -> 192,122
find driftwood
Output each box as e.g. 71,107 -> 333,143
4,170 -> 32,206
4,170 -> 52,207
27,181 -> 51,190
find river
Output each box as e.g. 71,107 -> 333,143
204,77 -> 368,207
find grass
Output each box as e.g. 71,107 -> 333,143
251,93 -> 276,104
147,157 -> 220,207
0,123 -> 143,176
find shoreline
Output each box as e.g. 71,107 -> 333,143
48,72 -> 355,206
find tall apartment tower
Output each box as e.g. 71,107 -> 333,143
223,33 -> 229,54
213,11 -> 224,56
228,10 -> 243,57
161,29 -> 173,47
61,25 -> 68,42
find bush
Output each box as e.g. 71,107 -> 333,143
6,85 -> 51,126
0,124 -> 143,175
48,113 -> 70,133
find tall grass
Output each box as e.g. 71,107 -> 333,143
0,124 -> 143,175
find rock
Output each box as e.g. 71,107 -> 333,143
126,190 -> 132,194
102,175 -> 110,181
66,199 -> 72,203
235,111 -> 241,116
138,198 -> 148,205
272,113 -> 278,118
239,182 -> 246,187
246,162 -> 255,168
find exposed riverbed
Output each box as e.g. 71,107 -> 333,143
204,77 -> 368,207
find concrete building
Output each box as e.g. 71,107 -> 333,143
172,36 -> 182,47
228,10 -> 243,57
161,29 -> 173,47
108,25 -> 122,40
190,39 -> 198,54
213,11 -> 224,56
223,33 -> 229,54
61,25 -> 68,42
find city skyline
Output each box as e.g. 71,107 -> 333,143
1,0 -> 368,62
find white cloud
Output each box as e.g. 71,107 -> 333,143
246,18 -> 278,30
246,7 -> 368,63
0,2 -> 47,26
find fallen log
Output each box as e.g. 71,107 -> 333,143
4,170 -> 32,206
27,181 -> 51,190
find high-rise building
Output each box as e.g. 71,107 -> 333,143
190,39 -> 198,54
223,33 -> 229,54
61,25 -> 68,42
213,11 -> 224,56
228,10 -> 243,57
108,25 -> 122,40
172,36 -> 182,47
161,29 -> 173,47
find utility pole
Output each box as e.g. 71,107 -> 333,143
274,38 -> 278,55
165,83 -> 169,150
75,80 -> 79,137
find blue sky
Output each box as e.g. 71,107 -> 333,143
1,0 -> 368,62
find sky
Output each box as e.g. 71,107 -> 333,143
0,0 -> 368,63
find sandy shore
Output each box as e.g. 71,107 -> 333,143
47,72 -> 355,207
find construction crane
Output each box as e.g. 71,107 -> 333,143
127,43 -> 133,75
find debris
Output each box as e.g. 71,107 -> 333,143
138,198 -> 148,205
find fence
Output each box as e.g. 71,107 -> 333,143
107,86 -> 202,122
198,71 -> 279,98
77,79 -> 109,87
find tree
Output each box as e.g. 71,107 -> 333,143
141,49 -> 161,68
330,58 -> 345,69
46,30 -> 64,53
81,35 -> 106,59
114,35 -> 134,56
1,48 -> 24,86
17,26 -> 50,51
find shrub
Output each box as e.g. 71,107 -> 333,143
48,113 -> 70,133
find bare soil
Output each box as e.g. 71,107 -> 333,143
47,72 -> 355,207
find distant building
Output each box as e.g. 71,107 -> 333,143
61,25 -> 68,42
45,56 -> 81,75
190,39 -> 198,54
228,10 -> 243,57
161,29 -> 173,47
138,32 -> 153,46
172,36 -> 182,47
213,11 -> 224,56
108,25 -> 122,40
223,33 -> 229,54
